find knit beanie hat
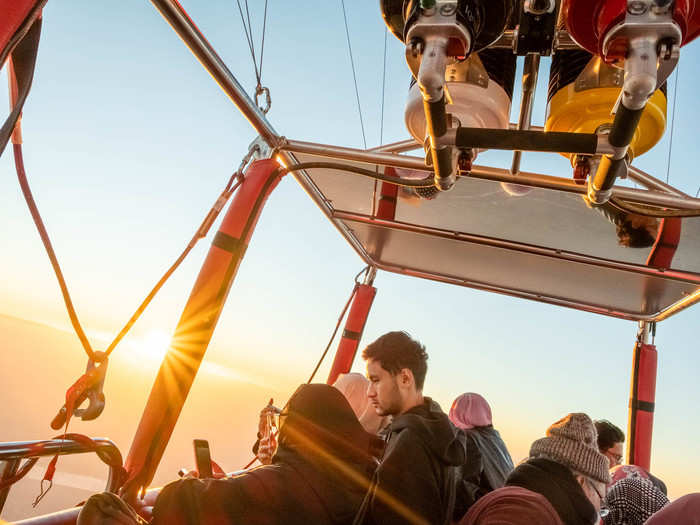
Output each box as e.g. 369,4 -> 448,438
529,413 -> 611,484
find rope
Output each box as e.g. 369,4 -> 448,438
242,266 -> 367,470
664,65 -> 680,184
103,173 -> 245,357
13,144 -> 96,361
306,281 -> 360,384
13,125 -> 254,366
340,0 -> 367,149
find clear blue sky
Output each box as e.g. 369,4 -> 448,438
0,0 -> 698,500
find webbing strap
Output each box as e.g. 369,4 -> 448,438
1,15 -> 41,157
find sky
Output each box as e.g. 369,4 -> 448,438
1,0 -> 699,519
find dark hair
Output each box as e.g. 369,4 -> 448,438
362,331 -> 428,390
595,420 -> 625,451
616,221 -> 656,248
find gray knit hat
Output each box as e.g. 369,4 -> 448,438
530,413 -> 611,484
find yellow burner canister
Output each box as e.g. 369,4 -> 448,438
545,50 -> 667,164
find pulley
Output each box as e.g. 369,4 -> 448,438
405,49 -> 517,162
545,50 -> 667,166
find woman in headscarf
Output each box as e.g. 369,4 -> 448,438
459,485 -> 564,525
609,464 -> 668,496
333,372 -> 389,435
449,393 -> 515,519
603,476 -> 669,525
147,383 -> 381,525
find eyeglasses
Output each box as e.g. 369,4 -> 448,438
604,449 -> 623,465
586,478 -> 610,518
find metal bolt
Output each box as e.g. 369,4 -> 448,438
409,38 -> 424,58
627,1 -> 648,15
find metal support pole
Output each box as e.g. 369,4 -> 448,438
122,159 -> 284,499
0,459 -> 20,515
627,321 -> 658,470
511,53 -> 540,175
627,166 -> 691,197
148,0 -> 375,268
326,269 -> 377,385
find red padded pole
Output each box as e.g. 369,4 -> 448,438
122,159 -> 283,499
627,340 -> 658,470
376,168 -> 399,221
646,218 -> 682,269
326,283 -> 377,385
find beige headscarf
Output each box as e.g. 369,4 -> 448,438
332,372 -> 388,435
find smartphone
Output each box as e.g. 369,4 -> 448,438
193,439 -> 213,479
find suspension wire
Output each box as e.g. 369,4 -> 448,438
665,65 -> 680,184
340,0 -> 368,149
379,27 -> 388,147
258,0 -> 269,82
372,27 -> 389,217
235,0 -> 270,112
236,0 -> 259,82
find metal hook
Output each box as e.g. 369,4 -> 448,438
51,352 -> 108,430
255,85 -> 271,114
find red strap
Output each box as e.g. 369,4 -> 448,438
646,218 -> 682,268
211,460 -> 226,479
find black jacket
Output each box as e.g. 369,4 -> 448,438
453,426 -> 514,520
505,457 -> 598,525
152,384 -> 380,525
367,397 -> 465,525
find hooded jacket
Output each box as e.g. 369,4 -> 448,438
453,426 -> 515,519
151,384 -> 380,525
367,397 -> 466,525
505,457 -> 598,525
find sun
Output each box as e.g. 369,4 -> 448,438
134,330 -> 172,364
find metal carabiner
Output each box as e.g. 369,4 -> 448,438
255,85 -> 271,114
51,352 -> 108,430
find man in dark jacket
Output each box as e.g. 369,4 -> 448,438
362,331 -> 465,525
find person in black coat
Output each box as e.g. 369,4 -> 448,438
448,392 -> 514,519
360,331 -> 465,525
148,383 -> 381,525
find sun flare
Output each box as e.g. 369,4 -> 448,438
134,330 -> 172,364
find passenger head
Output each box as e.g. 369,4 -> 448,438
460,486 -> 564,525
362,331 -> 428,417
332,373 -> 370,419
449,393 -> 493,430
529,413 -> 611,513
616,216 -> 658,248
610,464 -> 667,496
332,372 -> 388,434
594,419 -> 625,468
604,477 -> 669,525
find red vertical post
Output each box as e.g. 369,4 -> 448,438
376,168 -> 399,221
122,159 -> 283,499
627,327 -> 658,470
326,281 -> 377,385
